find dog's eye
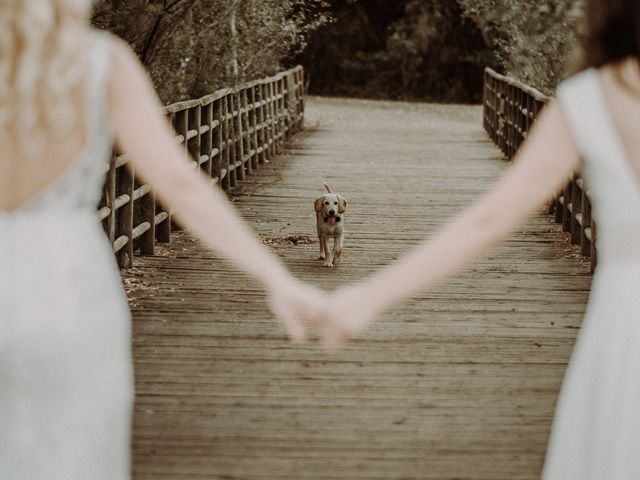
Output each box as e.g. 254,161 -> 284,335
324,201 -> 329,205
334,202 -> 338,205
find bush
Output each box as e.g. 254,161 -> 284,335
458,0 -> 584,93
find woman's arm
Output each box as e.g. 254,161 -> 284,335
106,38 -> 320,341
322,100 -> 582,344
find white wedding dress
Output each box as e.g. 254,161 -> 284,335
543,69 -> 640,478
0,32 -> 133,479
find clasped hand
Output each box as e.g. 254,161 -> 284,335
269,281 -> 378,347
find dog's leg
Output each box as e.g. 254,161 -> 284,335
322,233 -> 333,267
332,233 -> 343,267
317,224 -> 326,259
321,235 -> 329,261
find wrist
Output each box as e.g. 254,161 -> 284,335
262,267 -> 296,294
361,277 -> 397,313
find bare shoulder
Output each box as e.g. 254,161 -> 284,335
102,32 -> 154,109
514,97 -> 582,172
597,59 -> 640,95
100,30 -> 166,146
534,99 -> 572,135
102,32 -> 142,75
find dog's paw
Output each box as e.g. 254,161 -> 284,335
323,260 -> 334,268
318,254 -> 326,260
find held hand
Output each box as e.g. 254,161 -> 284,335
315,284 -> 381,348
268,279 -> 327,343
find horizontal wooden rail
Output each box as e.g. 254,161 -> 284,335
483,67 -> 597,272
99,65 -> 305,267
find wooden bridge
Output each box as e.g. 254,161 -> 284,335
121,69 -> 593,479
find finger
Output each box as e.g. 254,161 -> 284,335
297,292 -> 326,320
307,308 -> 330,328
282,313 -> 308,344
319,323 -> 345,350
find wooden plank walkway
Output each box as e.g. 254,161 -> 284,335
125,97 -> 592,480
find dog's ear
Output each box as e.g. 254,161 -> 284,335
314,196 -> 324,213
338,195 -> 348,214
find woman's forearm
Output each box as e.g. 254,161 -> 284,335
159,165 -> 292,290
363,204 -> 508,312
358,104 -> 582,314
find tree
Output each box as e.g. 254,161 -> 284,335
92,0 -> 329,102
297,0 -> 493,102
458,0 -> 584,92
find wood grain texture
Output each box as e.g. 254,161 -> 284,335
125,97 -> 592,480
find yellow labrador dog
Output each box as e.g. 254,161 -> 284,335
314,182 -> 347,267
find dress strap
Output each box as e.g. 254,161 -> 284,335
557,67 -> 639,183
556,68 -> 603,161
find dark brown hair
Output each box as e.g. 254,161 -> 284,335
581,0 -> 640,68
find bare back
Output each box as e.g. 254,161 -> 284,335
0,49 -> 89,213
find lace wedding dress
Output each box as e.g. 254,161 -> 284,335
0,32 -> 133,479
543,69 -> 640,478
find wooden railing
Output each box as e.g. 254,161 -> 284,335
483,67 -> 597,272
99,66 -> 304,267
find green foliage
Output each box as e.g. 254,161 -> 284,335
458,0 -> 584,92
92,0 -> 329,103
92,0 -> 584,104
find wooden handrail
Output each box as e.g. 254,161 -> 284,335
100,65 -> 305,268
483,67 -> 597,272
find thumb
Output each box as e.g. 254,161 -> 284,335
319,321 -> 346,350
283,312 -> 308,344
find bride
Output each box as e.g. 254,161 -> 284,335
0,1 -> 322,478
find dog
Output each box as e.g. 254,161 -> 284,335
314,182 -> 347,267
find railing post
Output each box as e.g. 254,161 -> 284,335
104,155 -> 117,245
248,85 -> 259,170
232,90 -> 245,181
222,94 -> 235,189
116,163 -> 134,268
138,179 -> 156,255
482,69 -> 488,133
267,81 -> 277,158
201,99 -> 214,179
498,80 -> 506,154
188,104 -> 202,173
590,223 -> 598,272
298,67 -> 305,130
212,98 -> 223,188
257,82 -> 267,165
153,114 -> 172,244
581,187 -> 592,257
240,87 -> 252,176
277,77 -> 285,153
285,71 -> 295,139
562,180 -> 573,233
570,179 -> 583,245
172,109 -> 188,230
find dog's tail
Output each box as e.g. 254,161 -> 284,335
323,181 -> 333,193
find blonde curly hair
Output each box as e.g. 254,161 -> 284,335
0,0 -> 92,155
